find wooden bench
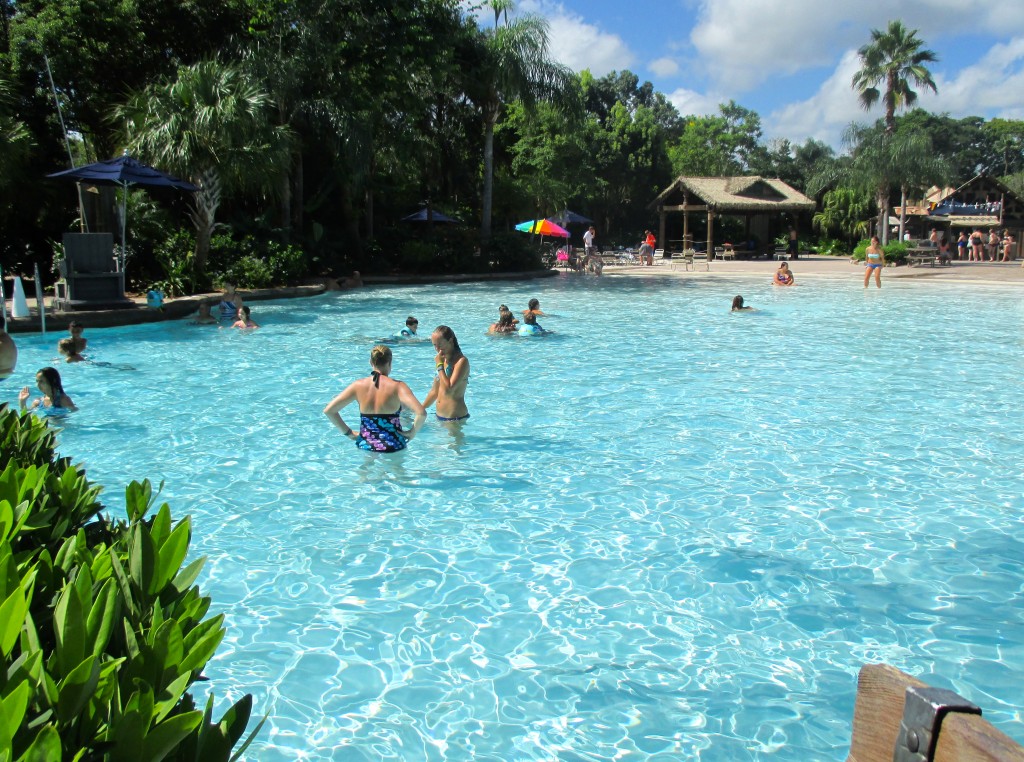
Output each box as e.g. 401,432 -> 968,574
907,248 -> 938,267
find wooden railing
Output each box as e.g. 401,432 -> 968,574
848,664 -> 1024,762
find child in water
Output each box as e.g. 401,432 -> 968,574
19,367 -> 77,414
232,306 -> 260,329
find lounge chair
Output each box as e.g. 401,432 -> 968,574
670,249 -> 695,270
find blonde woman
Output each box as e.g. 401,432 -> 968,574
324,344 -> 426,452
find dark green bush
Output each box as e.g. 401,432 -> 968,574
486,232 -> 541,272
210,236 -> 308,289
851,239 -> 909,266
0,405 -> 261,760
152,230 -> 198,297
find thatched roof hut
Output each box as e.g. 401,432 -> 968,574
649,176 -> 815,255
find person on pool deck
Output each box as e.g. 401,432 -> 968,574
863,235 -> 885,288
324,344 -> 426,452
489,305 -> 519,334
772,261 -> 795,286
58,337 -> 86,363
231,306 -> 260,329
19,367 -> 77,415
219,282 -> 244,320
424,325 -> 470,423
0,315 -> 17,380
730,295 -> 755,312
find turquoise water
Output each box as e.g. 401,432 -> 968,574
10,274 -> 1024,760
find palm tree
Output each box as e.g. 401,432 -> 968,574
852,20 -> 938,135
469,2 -> 578,240
118,60 -> 292,272
813,187 -> 872,249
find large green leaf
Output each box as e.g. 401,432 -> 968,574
154,518 -> 191,595
0,585 -> 27,657
169,557 -> 205,597
55,655 -> 100,725
0,680 -> 31,749
85,579 -> 118,659
140,711 -> 203,762
53,584 -> 85,678
129,523 -> 156,599
124,480 -> 153,525
17,724 -> 61,762
177,625 -> 225,677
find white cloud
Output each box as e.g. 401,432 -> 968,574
665,87 -> 722,118
649,57 -> 680,77
518,0 -> 635,76
766,50 -> 872,148
919,37 -> 1024,119
690,0 -> 1024,91
767,36 -> 1024,149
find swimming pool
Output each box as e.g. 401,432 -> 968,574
11,274 -> 1024,760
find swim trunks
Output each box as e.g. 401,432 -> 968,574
866,263 -> 882,269
356,411 -> 407,452
436,413 -> 470,422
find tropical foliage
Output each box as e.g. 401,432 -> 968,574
0,404 -> 260,759
1,4 -> 1023,281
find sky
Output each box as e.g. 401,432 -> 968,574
508,0 -> 1024,150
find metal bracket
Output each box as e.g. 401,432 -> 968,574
893,685 -> 982,762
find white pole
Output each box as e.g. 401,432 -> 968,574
0,264 -> 6,323
33,264 -> 46,335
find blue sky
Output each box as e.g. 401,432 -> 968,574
510,0 -> 1024,149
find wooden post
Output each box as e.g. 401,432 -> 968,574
658,210 -> 666,252
847,664 -> 1024,762
706,208 -> 714,259
683,192 -> 689,249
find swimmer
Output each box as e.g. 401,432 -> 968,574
231,306 -> 260,329
772,262 -> 795,287
19,367 -> 77,414
397,316 -> 419,339
730,295 -> 755,312
522,298 -> 547,325
0,315 -> 17,379
341,270 -> 363,289
219,282 -> 244,321
191,301 -> 219,325
488,305 -> 519,334
58,337 -> 86,363
68,321 -> 87,350
424,325 -> 470,422
323,344 -> 426,452
863,235 -> 885,288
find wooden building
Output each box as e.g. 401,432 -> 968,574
648,176 -> 815,255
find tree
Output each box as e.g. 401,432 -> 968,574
852,20 -> 937,135
850,21 -> 938,241
467,2 -> 577,241
813,187 -> 872,248
119,60 -> 292,273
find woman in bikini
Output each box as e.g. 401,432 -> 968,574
323,344 -> 426,452
772,261 -> 795,286
424,325 -> 470,423
863,235 -> 885,288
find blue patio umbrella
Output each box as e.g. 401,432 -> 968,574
48,153 -> 197,269
402,207 -> 461,223
549,209 -> 593,226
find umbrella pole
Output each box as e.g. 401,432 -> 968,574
120,185 -> 127,273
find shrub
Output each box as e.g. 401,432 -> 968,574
0,405 -> 261,760
152,230 -> 198,297
486,233 -> 541,272
851,239 -> 909,266
209,236 -> 309,289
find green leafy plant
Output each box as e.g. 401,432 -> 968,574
153,230 -> 198,297
851,239 -> 909,265
0,404 -> 263,760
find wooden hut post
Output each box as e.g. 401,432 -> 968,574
683,192 -> 690,249
706,208 -> 714,257
658,210 -> 666,253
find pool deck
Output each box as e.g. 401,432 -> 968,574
5,259 -> 1022,333
603,255 -> 1024,285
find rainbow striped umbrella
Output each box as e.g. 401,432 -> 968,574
515,219 -> 570,238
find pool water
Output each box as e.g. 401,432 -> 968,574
11,275 -> 1024,760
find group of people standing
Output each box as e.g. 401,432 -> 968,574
953,229 -> 1016,263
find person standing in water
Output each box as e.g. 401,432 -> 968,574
424,325 -> 470,423
863,235 -> 885,288
324,344 -> 426,452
